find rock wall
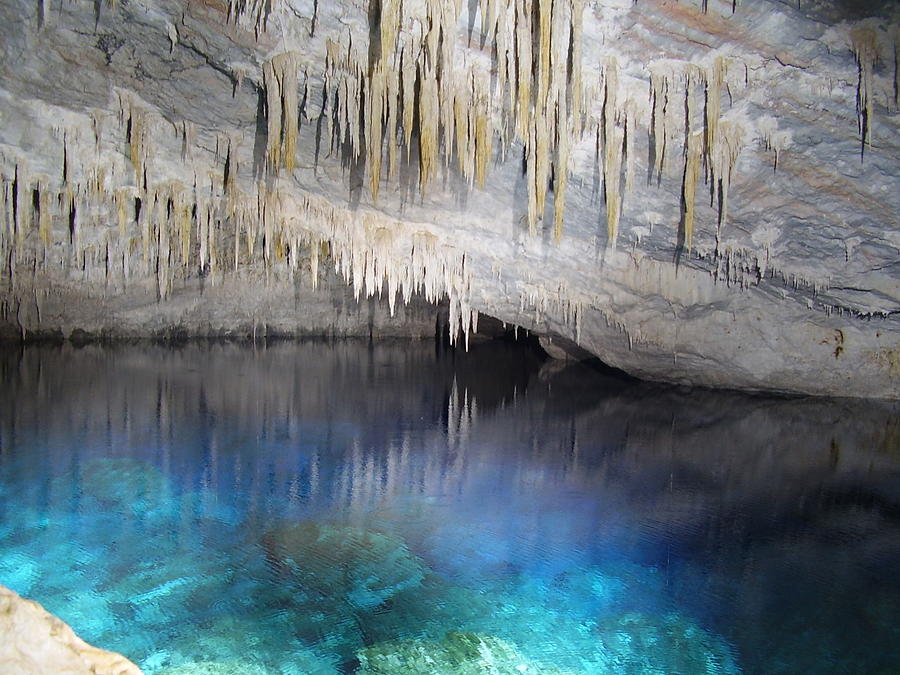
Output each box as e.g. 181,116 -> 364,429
0,0 -> 897,397
0,585 -> 142,675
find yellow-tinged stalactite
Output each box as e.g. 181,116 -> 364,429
515,0 -> 533,140
127,109 -> 146,186
474,90 -> 492,189
155,190 -> 171,300
418,63 -> 440,192
401,44 -> 417,158
704,56 -> 726,175
650,64 -> 670,183
495,2 -> 510,100
500,3 -> 517,128
549,0 -> 569,238
172,187 -> 191,266
442,76 -> 458,168
380,0 -> 401,63
386,67 -> 400,181
281,58 -> 300,172
368,64 -> 386,201
263,52 -> 301,173
571,0 -> 585,139
115,187 -> 131,239
682,78 -> 702,252
537,0 -> 553,109
455,82 -> 472,180
263,58 -> 283,172
850,27 -> 878,154
425,0 -> 442,67
603,59 -> 623,249
14,164 -> 30,257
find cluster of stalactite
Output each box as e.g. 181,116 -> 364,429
0,91 -> 478,344
3,1 -> 896,349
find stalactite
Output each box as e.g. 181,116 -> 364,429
704,56 -> 726,175
455,79 -> 471,180
473,82 -> 492,189
127,106 -> 147,186
570,0 -> 584,139
263,52 -> 301,173
526,118 -> 538,233
367,64 -> 386,201
14,164 -> 30,257
534,108 -> 551,220
37,181 -> 51,248
554,109 -> 570,241
418,63 -> 440,192
550,0 -> 572,239
180,121 -> 196,162
380,0 -> 401,64
850,27 -> 878,156
603,59 -> 623,249
141,190 -> 152,274
711,118 -> 746,241
173,186 -> 191,266
385,67 -> 400,181
624,103 -> 636,194
649,64 -> 671,183
757,116 -> 792,172
401,42 -> 417,158
537,0 -> 553,110
514,0 -> 533,140
91,110 -> 106,154
157,189 -> 171,300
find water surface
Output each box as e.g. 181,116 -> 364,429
1,340 -> 898,674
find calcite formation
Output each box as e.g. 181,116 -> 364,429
0,585 -> 142,675
0,0 -> 897,397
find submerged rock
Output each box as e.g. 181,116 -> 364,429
155,653 -> 338,675
357,631 -> 576,674
155,661 -> 270,674
76,457 -> 173,515
595,612 -> 740,675
261,522 -> 426,609
0,584 -> 142,675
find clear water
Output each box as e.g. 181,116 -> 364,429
1,341 -> 898,674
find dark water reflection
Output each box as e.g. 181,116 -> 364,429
0,340 -> 898,674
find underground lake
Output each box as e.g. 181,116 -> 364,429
1,339 -> 898,674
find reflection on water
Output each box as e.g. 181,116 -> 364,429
0,341 -> 898,674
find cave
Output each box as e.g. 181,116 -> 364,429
0,0 -> 898,673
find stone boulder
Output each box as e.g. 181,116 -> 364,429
357,631 -> 576,675
0,584 -> 142,675
261,522 -> 426,609
595,612 -> 739,675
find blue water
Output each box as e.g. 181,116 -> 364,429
1,341 -> 898,674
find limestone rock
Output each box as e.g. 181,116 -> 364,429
594,612 -> 740,675
261,522 -> 426,609
0,584 -> 142,675
357,631 -> 576,674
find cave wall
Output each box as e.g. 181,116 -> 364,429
0,0 -> 897,397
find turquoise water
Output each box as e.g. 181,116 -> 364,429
1,340 -> 898,674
